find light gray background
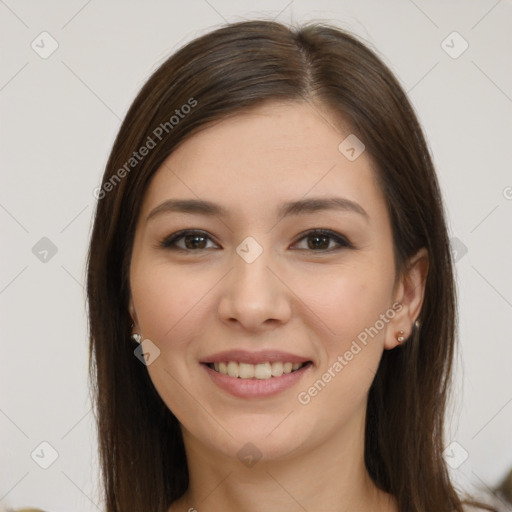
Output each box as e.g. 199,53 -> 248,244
1,1 -> 511,511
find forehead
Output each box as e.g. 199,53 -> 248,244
139,100 -> 387,224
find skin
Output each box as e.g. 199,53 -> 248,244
129,100 -> 428,512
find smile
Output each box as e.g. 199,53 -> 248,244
202,361 -> 313,399
207,361 -> 309,379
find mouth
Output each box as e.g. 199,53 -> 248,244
204,360 -> 312,379
200,350 -> 313,397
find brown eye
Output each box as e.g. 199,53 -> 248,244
160,230 -> 218,251
159,228 -> 353,253
292,230 -> 353,252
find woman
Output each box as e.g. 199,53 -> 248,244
86,20 -> 496,512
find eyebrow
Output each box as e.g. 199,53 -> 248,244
146,197 -> 369,222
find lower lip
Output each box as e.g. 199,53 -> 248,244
202,363 -> 312,398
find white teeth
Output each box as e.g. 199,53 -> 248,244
271,361 -> 283,377
254,362 -> 272,380
211,360 -> 306,379
239,362 -> 255,379
227,361 -> 239,378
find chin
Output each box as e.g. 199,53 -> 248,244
203,414 -> 314,463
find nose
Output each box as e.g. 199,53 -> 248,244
217,242 -> 292,332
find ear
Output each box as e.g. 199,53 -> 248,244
384,247 -> 429,350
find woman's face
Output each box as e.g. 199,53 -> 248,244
129,100 -> 417,463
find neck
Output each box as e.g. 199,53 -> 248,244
169,413 -> 397,512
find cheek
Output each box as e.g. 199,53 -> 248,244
130,263 -> 215,421
293,271 -> 392,428
295,259 -> 394,352
292,257 -> 395,413
131,262 -> 211,349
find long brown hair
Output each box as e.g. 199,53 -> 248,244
87,20 -> 494,512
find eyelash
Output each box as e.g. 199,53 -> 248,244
159,229 -> 354,253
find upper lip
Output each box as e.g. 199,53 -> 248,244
201,350 -> 311,365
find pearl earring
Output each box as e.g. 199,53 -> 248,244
396,330 -> 405,343
131,333 -> 142,344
